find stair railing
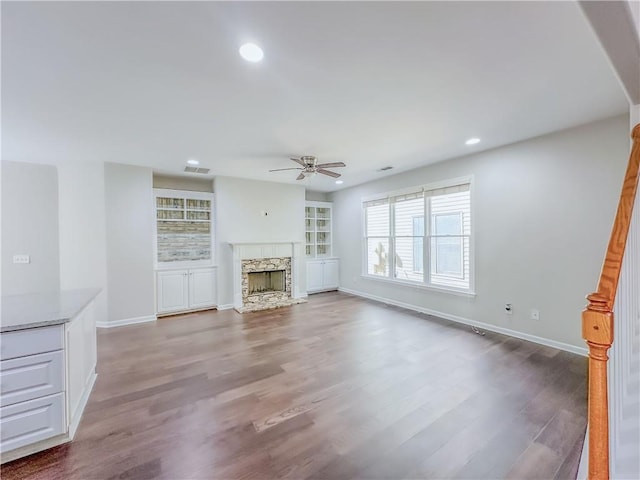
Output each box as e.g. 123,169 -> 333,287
582,124 -> 640,480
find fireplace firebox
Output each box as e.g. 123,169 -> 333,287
247,270 -> 285,295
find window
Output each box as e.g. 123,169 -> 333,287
363,180 -> 472,293
365,200 -> 389,277
412,216 -> 424,273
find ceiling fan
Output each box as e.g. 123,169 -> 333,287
269,156 -> 346,180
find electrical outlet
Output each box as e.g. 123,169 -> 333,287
530,309 -> 540,321
505,303 -> 513,315
13,254 -> 30,264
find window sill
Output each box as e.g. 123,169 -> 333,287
360,274 -> 476,298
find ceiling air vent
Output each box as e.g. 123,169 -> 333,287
184,166 -> 210,174
378,166 -> 393,172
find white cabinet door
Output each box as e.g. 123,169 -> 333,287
306,261 -> 324,292
157,270 -> 189,313
307,259 -> 339,293
0,351 -> 64,407
189,268 -> 217,309
0,325 -> 63,361
323,259 -> 339,289
0,393 -> 65,453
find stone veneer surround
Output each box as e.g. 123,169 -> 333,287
230,242 -> 306,313
241,257 -> 291,310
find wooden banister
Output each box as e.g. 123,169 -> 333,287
583,123 -> 640,480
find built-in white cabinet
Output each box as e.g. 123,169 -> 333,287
154,189 -> 214,265
0,296 -> 97,463
154,188 -> 217,316
156,267 -> 217,315
306,258 -> 339,293
189,268 -> 217,309
305,201 -> 333,258
305,201 -> 339,294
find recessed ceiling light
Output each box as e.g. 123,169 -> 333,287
465,138 -> 481,145
335,180 -> 344,185
239,43 -> 264,62
187,159 -> 199,166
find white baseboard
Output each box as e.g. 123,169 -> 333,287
216,304 -> 235,311
338,287 -> 588,357
96,315 -> 156,328
0,433 -> 69,464
68,371 -> 97,440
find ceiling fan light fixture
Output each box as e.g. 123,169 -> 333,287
272,155 -> 346,181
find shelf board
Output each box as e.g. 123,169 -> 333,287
157,219 -> 210,223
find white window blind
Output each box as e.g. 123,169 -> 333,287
363,181 -> 472,292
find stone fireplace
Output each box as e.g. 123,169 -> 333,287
230,242 -> 306,313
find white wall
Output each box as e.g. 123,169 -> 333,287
105,162 -> 155,323
214,176 -> 305,306
1,161 -> 60,296
153,174 -> 214,192
305,190 -> 329,201
58,162 -> 108,325
331,115 -> 629,350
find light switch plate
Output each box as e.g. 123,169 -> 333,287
13,254 -> 30,264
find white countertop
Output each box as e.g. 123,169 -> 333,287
1,288 -> 101,333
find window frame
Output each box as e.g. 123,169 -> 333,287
431,211 -> 465,280
361,176 -> 475,296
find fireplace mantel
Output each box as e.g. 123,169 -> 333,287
229,242 -> 300,261
229,242 -> 305,311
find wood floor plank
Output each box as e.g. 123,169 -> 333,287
0,292 -> 587,480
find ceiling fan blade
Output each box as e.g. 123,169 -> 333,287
296,172 -> 306,180
269,167 -> 303,172
316,162 -> 346,168
290,157 -> 307,167
317,169 -> 341,178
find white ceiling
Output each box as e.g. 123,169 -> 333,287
1,1 -> 628,192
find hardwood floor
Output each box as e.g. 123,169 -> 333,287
1,292 -> 587,480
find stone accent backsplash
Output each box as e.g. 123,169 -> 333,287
157,221 -> 211,263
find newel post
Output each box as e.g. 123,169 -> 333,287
582,293 -> 614,480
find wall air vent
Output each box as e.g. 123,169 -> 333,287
184,166 -> 210,174
378,166 -> 393,172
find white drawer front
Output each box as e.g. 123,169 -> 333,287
0,325 -> 64,360
0,351 -> 64,407
0,393 -> 65,453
